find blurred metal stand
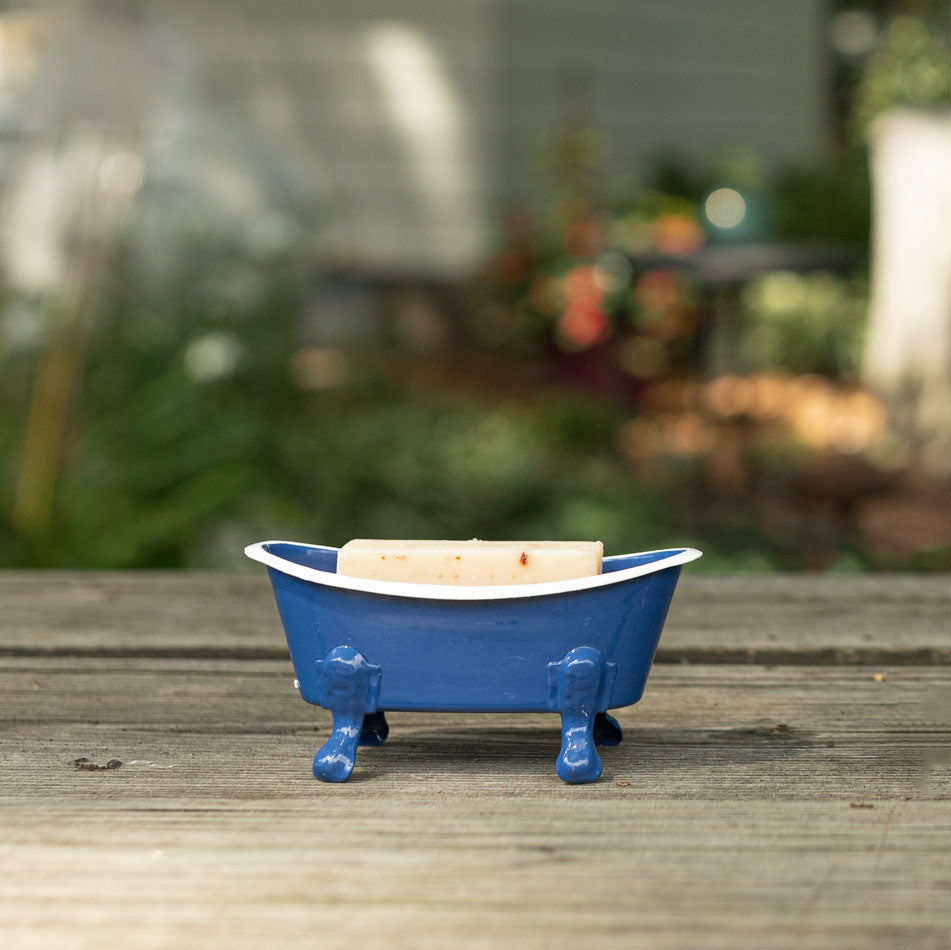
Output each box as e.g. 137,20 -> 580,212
626,241 -> 862,376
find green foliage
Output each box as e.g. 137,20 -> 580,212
0,217 -> 686,568
735,271 -> 868,377
775,153 -> 871,246
265,392 -> 665,555
854,16 -> 951,131
0,134 -> 877,573
0,247 -> 791,571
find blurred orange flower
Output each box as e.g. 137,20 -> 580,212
650,213 -> 704,256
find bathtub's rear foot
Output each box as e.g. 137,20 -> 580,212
312,646 -> 381,782
359,710 -> 389,746
593,712 -> 623,747
548,646 -> 615,784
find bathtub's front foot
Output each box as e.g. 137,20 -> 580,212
594,712 -> 623,747
313,646 -> 381,782
548,646 -> 616,784
359,710 -> 389,746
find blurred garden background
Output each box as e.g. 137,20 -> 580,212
0,0 -> 950,572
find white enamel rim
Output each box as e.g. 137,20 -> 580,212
244,541 -> 702,602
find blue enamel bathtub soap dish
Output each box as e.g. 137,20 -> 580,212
245,540 -> 701,784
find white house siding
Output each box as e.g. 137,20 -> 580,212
150,0 -> 829,275
167,0 -> 499,277
492,0 -> 830,202
3,1 -> 829,279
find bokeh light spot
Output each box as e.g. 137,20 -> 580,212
705,188 -> 746,229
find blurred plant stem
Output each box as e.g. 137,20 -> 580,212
12,299 -> 92,539
10,136 -> 139,540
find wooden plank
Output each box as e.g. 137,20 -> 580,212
664,574 -> 951,664
0,572 -> 949,662
0,658 -> 949,948
1,801 -> 949,950
0,571 -> 282,658
2,658 -> 949,802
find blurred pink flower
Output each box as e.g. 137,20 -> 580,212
557,296 -> 611,351
562,265 -> 605,305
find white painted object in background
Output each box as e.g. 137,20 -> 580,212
864,109 -> 951,469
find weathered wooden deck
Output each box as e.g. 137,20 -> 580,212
1,572 -> 949,948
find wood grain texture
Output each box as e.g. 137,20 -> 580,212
0,571 -> 949,661
1,656 -> 950,949
1,572 -> 949,948
2,800 -> 949,950
2,658 -> 949,802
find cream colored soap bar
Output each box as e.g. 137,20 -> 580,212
337,539 -> 603,586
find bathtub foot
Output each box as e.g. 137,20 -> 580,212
359,710 -> 389,746
593,712 -> 623,747
312,646 -> 381,782
548,646 -> 616,784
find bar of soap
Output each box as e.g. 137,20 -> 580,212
337,539 -> 603,586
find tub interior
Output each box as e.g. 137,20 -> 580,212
265,541 -> 338,573
261,541 -> 685,577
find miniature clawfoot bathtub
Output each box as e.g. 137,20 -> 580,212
245,541 -> 701,784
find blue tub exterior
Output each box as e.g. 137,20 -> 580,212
265,543 -> 682,712
250,540 -> 698,783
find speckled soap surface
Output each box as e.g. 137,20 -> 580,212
336,539 -> 603,586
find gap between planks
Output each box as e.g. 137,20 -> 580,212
1,572 -> 950,663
